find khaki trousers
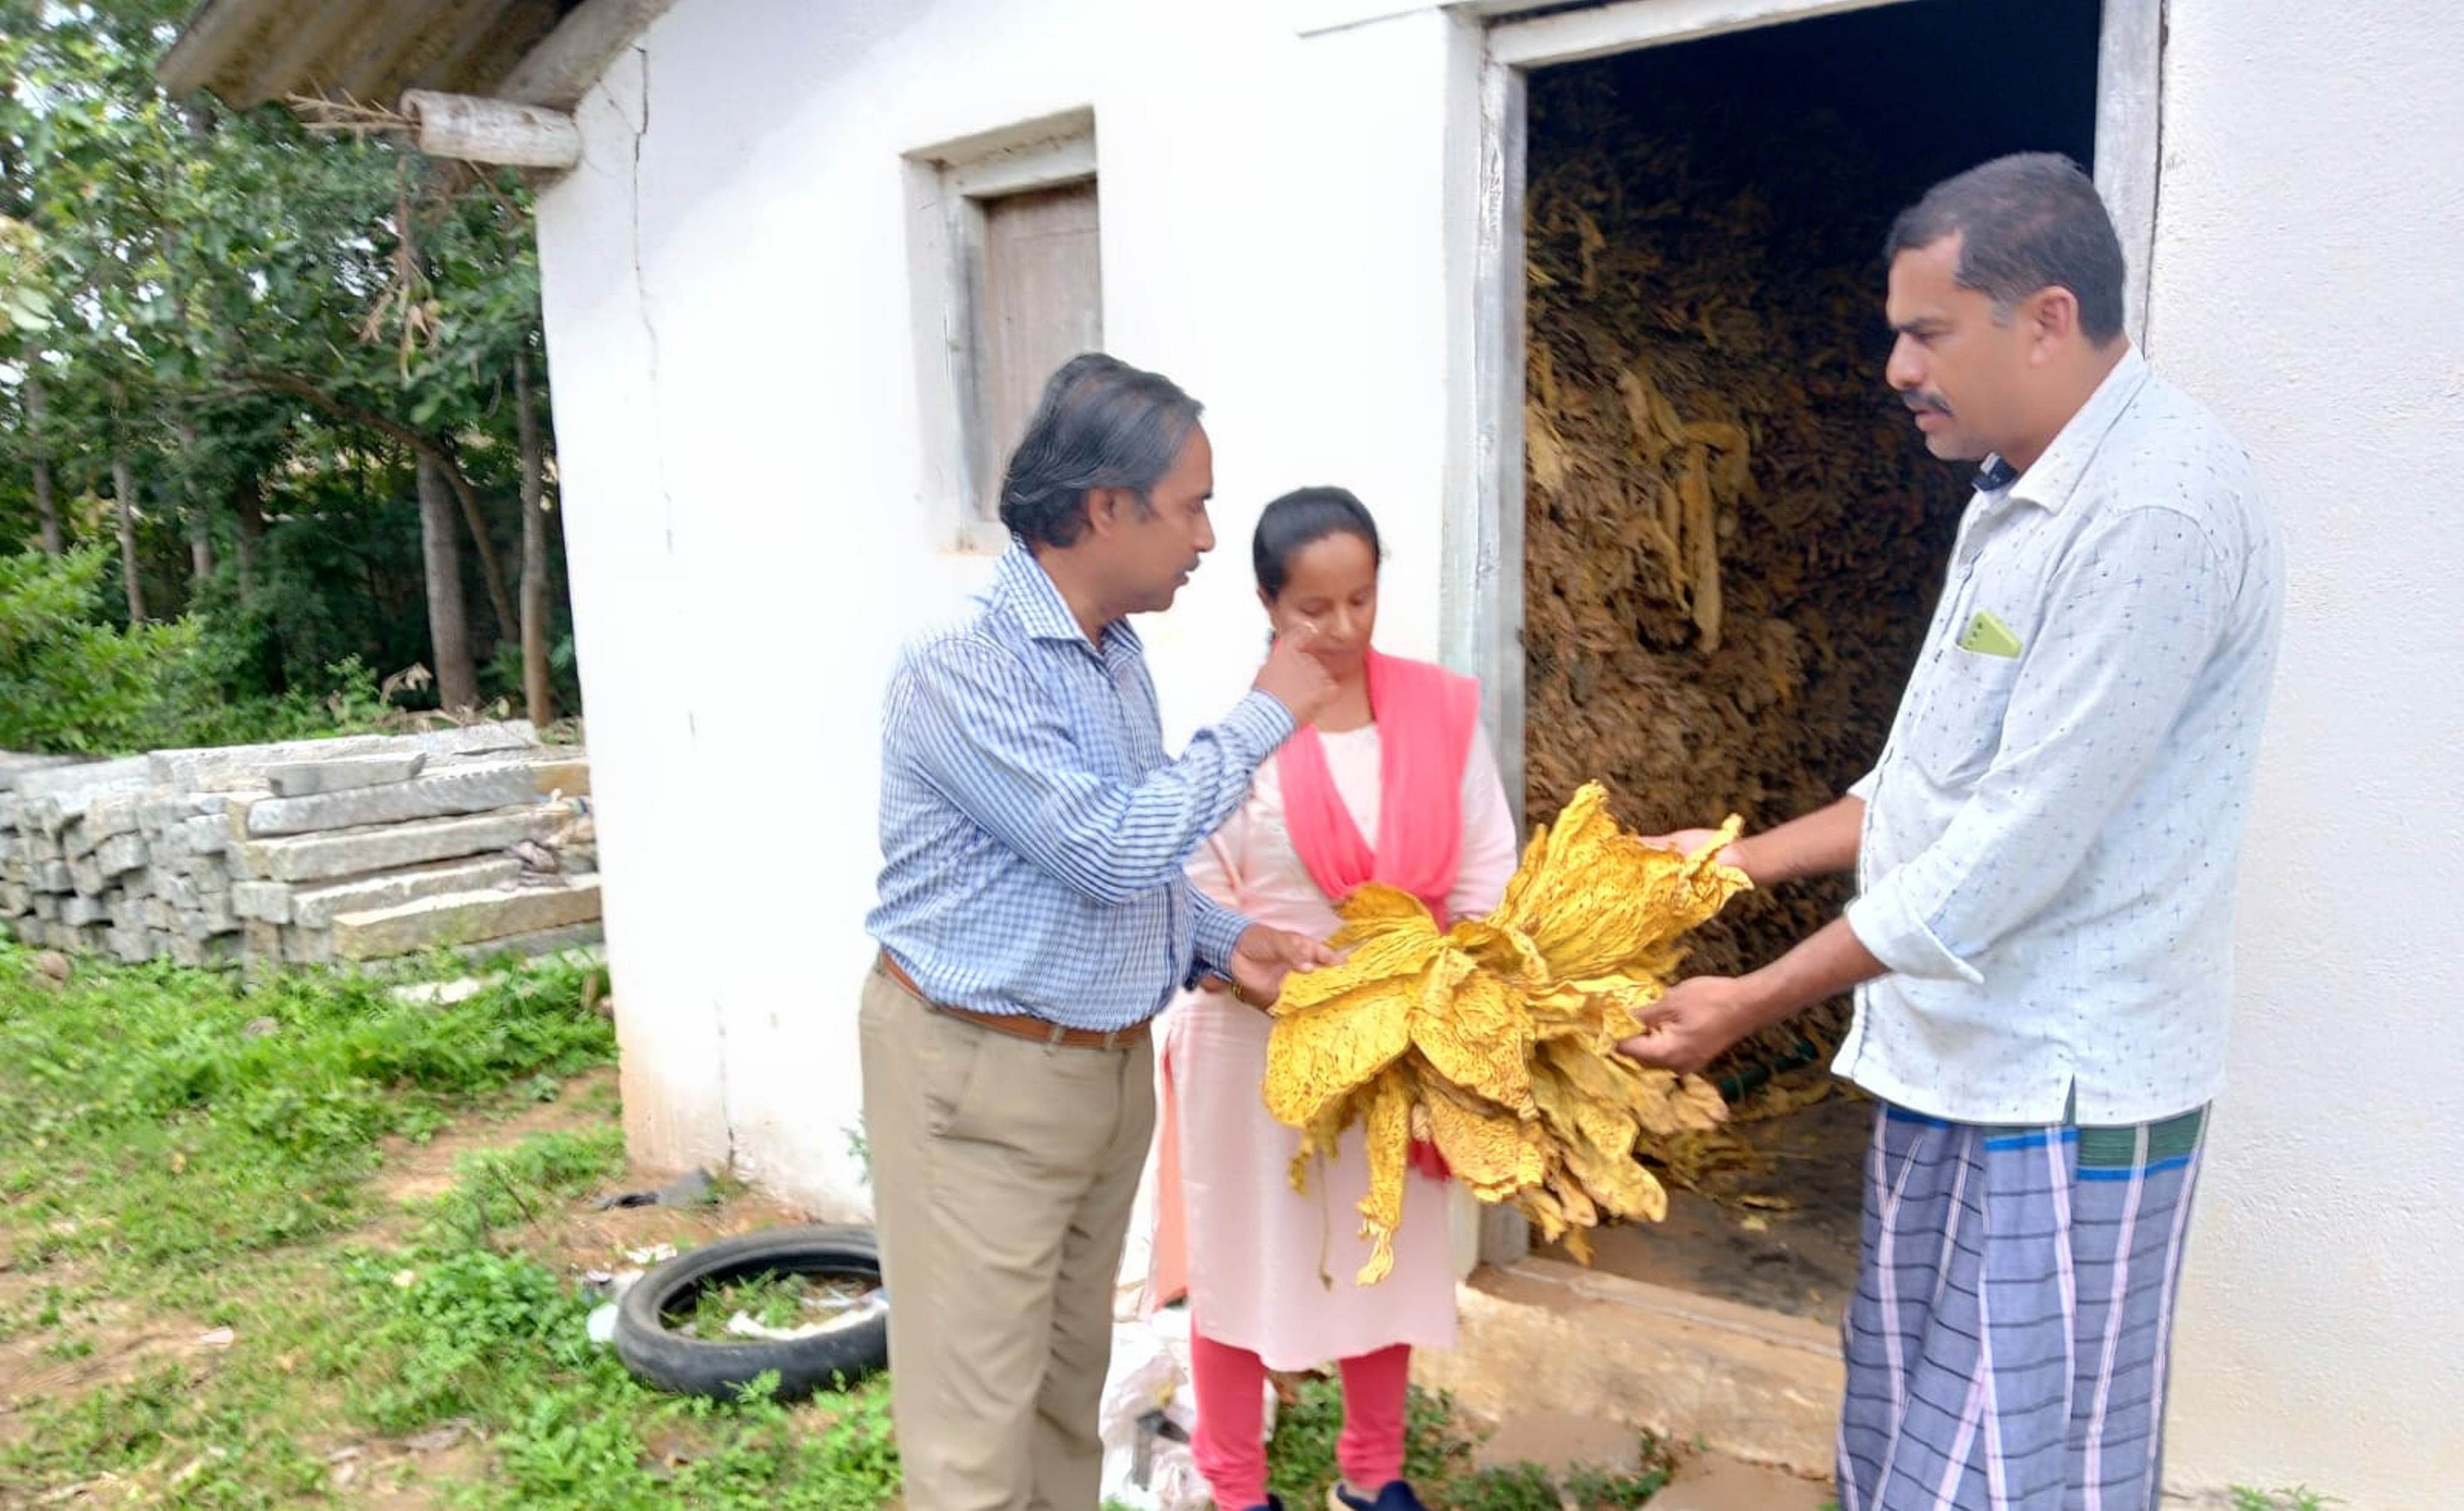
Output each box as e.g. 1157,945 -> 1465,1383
859,965 -> 1156,1511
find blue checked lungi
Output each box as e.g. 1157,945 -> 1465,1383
1837,1103 -> 2209,1511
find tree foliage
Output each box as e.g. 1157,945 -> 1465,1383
0,0 -> 577,751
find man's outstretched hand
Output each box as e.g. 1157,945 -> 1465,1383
1221,925 -> 1340,1011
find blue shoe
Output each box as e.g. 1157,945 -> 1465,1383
1327,1481 -> 1429,1511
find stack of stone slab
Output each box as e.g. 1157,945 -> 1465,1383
0,723 -> 598,970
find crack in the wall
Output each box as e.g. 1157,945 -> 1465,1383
625,39 -> 736,1179
628,45 -> 676,557
2144,0 -> 2171,356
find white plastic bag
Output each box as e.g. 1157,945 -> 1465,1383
1098,1311 -> 1275,1511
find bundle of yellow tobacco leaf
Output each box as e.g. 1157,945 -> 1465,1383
1262,782 -> 1749,1283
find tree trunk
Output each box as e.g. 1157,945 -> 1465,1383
111,450 -> 146,625
174,417 -> 212,588
233,472 -> 264,599
416,451 -> 479,711
25,377 -> 61,555
436,439 -> 517,642
515,347 -> 555,727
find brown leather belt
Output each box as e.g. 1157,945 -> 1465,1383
877,952 -> 1149,1051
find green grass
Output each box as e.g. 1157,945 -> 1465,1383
0,942 -> 899,1510
0,945 -> 614,1281
2230,1489 -> 2340,1511
1262,1375 -> 1671,1511
678,1270 -> 883,1344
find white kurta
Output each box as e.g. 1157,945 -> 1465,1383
1146,723 -> 1519,1370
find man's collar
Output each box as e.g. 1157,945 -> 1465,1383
995,543 -> 1140,655
2000,346 -> 2150,513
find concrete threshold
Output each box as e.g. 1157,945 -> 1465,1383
1415,1257 -> 1844,1477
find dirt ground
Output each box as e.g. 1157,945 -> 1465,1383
0,1065 -> 813,1508
1541,1089 -> 1870,1321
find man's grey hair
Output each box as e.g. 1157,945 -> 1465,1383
999,354 -> 1204,550
1885,153 -> 2128,346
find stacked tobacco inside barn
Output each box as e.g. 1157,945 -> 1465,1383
1520,73 -> 1976,1078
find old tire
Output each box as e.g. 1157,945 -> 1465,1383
613,1225 -> 889,1401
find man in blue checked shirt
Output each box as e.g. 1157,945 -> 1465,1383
861,353 -> 1340,1511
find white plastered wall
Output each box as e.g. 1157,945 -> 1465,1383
533,0 -> 1481,1218
2148,0 -> 2464,1503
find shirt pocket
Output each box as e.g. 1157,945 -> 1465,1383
1903,644 -> 2025,788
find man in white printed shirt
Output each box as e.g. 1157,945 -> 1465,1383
1625,155 -> 2281,1511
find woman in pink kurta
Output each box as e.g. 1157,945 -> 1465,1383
1146,488 -> 1520,1511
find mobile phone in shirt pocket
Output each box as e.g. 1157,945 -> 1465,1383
1907,633 -> 2026,785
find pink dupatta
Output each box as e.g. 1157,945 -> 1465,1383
1278,650 -> 1480,1182
1273,649 -> 1483,922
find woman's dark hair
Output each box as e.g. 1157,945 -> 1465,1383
999,353 -> 1204,549
1253,487 -> 1383,599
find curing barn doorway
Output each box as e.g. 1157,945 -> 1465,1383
1491,0 -> 2109,1321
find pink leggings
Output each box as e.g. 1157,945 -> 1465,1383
1189,1329 -> 1411,1510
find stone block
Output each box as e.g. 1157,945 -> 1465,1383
442,919 -> 604,966
13,757 -> 150,816
152,723 -> 535,792
32,893 -> 60,923
527,756 -> 591,798
246,807 -> 560,885
0,753 -> 94,794
169,932 -> 243,969
245,764 -> 543,838
144,899 -> 179,932
96,832 -> 148,876
184,894 -> 239,939
64,893 -> 111,926
184,813 -> 230,855
243,920 -> 284,960
118,868 -> 153,901
156,872 -> 202,912
68,857 -> 105,896
290,856 -> 525,930
285,926 -> 334,966
232,881 -> 293,924
265,751 -> 426,798
73,922 -> 111,955
193,858 -> 232,894
0,881 -> 28,915
28,830 -> 62,865
58,793 -> 147,853
109,924 -> 155,964
33,859 -> 69,892
331,877 -> 601,961
87,790 -> 146,841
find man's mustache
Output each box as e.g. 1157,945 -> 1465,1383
1904,393 -> 1952,416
